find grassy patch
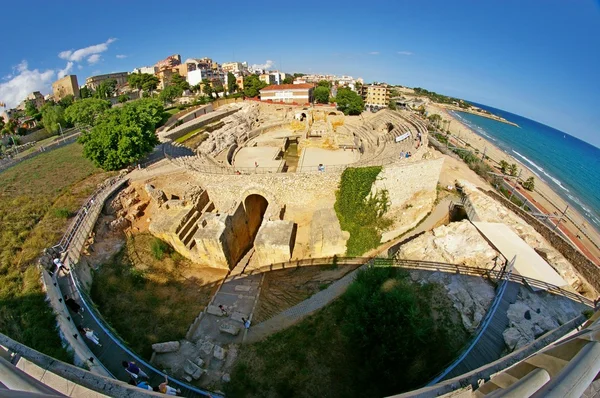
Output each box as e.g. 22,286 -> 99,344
90,233 -> 224,358
227,266 -> 469,397
0,143 -> 106,361
151,237 -> 172,260
334,166 -> 391,255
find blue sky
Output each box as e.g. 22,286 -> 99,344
1,0 -> 599,147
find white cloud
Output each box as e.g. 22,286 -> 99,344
116,54 -> 127,59
78,65 -> 83,70
57,61 -> 74,79
58,38 -> 116,63
397,51 -> 413,56
251,60 -> 274,70
369,51 -> 380,55
87,54 -> 101,64
0,61 -> 55,108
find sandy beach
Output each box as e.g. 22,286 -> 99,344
427,104 -> 600,266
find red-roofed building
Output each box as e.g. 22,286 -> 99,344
259,83 -> 315,104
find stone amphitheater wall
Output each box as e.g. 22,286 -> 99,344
192,157 -> 444,224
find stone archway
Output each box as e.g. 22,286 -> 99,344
244,194 -> 269,244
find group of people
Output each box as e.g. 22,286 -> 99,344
218,304 -> 251,330
123,360 -> 181,396
399,151 -> 412,159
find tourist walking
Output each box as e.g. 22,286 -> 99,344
122,360 -> 149,380
77,326 -> 102,347
53,257 -> 69,276
155,375 -> 181,395
64,295 -> 84,318
242,317 -> 251,330
218,305 -> 228,316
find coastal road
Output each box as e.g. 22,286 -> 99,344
503,180 -> 600,266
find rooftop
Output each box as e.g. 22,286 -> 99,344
261,83 -> 315,91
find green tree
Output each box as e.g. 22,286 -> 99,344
1,118 -> 18,137
118,94 -> 129,103
499,160 -> 509,174
388,100 -> 397,110
523,176 -> 535,191
227,72 -> 238,94
25,100 -> 38,117
317,80 -> 331,88
293,73 -> 305,78
159,85 -> 183,103
58,94 -> 74,109
64,98 -> 111,128
313,86 -> 330,104
170,73 -> 190,92
41,105 -> 66,134
243,75 -> 267,98
202,80 -> 214,99
427,114 -> 442,127
78,98 -> 164,170
282,76 -> 294,84
509,163 -> 518,177
80,86 -> 93,99
95,79 -> 117,99
335,87 -> 364,115
129,73 -> 160,93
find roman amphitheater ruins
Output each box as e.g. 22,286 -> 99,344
148,101 -> 441,270
16,100 -> 600,397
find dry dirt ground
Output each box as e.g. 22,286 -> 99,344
252,264 -> 361,323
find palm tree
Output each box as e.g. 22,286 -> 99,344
508,163 -> 518,177
499,160 -> 509,174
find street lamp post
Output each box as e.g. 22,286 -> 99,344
58,123 -> 65,142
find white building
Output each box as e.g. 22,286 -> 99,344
133,66 -> 157,75
259,84 -> 315,104
187,69 -> 225,86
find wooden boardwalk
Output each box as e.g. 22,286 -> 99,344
443,280 -> 521,380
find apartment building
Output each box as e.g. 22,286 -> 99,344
364,84 -> 390,107
259,84 -> 315,104
187,68 -> 225,87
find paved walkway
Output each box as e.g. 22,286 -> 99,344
57,271 -> 215,398
245,262 -> 370,343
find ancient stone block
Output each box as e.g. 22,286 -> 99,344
199,341 -> 215,356
151,341 -> 180,353
184,359 -> 203,380
222,373 -> 231,383
213,345 -> 226,360
145,184 -> 167,206
219,323 -> 240,336
254,220 -> 295,267
207,305 -> 226,317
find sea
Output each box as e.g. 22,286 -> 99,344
448,104 -> 600,232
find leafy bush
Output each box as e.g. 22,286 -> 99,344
341,267 -> 468,393
151,238 -> 172,260
52,208 -> 71,218
334,167 -> 391,255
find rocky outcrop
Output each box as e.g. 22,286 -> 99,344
503,286 -> 586,350
397,220 -> 498,268
410,270 -> 495,332
460,180 -> 595,295
152,341 -> 180,353
145,184 -> 167,207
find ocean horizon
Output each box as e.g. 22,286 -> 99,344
449,104 -> 600,233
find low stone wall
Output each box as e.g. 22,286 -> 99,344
484,189 -> 600,293
0,332 -> 164,397
161,108 -> 239,142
